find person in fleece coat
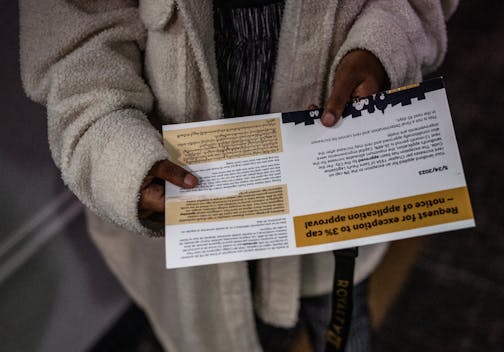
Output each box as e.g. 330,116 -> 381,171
20,0 -> 457,351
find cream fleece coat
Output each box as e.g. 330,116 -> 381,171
20,0 -> 457,351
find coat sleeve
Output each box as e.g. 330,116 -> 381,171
330,0 -> 459,89
20,0 -> 170,235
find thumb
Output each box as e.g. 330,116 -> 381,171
322,74 -> 360,127
151,160 -> 198,189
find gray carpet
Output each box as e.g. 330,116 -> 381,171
376,1 -> 504,351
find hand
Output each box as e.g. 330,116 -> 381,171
321,50 -> 389,127
138,160 -> 198,220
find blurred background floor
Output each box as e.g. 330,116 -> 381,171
373,1 -> 504,351
0,1 -> 129,351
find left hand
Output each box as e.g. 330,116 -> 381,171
138,160 -> 198,220
320,49 -> 389,127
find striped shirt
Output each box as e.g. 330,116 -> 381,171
214,1 -> 285,118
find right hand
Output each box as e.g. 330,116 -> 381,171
138,160 -> 198,220
321,50 -> 389,127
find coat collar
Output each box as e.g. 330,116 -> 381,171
175,0 -> 222,118
271,0 -> 339,111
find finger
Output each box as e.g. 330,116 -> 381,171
139,183 -> 165,213
307,104 -> 320,110
353,78 -> 382,98
151,160 -> 198,189
323,72 -> 360,127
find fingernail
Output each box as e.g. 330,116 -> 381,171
184,174 -> 197,186
322,113 -> 336,126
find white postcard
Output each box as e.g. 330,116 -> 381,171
162,78 -> 474,269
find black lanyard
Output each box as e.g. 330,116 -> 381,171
325,247 -> 358,352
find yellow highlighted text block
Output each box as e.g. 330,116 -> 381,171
294,187 -> 473,247
163,118 -> 283,165
166,185 -> 289,225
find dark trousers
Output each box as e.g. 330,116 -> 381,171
256,280 -> 373,352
